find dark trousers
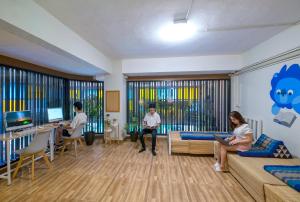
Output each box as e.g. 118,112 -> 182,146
63,129 -> 71,137
139,128 -> 157,150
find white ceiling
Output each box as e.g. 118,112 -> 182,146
0,28 -> 104,76
35,0 -> 300,59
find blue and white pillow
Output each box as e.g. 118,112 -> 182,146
238,134 -> 292,158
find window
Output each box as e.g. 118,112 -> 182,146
0,65 -> 104,166
68,80 -> 104,133
127,79 -> 230,135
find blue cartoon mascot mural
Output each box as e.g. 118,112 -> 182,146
270,64 -> 300,127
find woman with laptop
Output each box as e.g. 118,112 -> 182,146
214,111 -> 253,172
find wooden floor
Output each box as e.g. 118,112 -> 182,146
0,139 -> 254,202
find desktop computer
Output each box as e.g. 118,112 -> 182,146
4,110 -> 33,132
47,108 -> 63,123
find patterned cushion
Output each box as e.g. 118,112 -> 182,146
239,134 -> 292,158
264,165 -> 300,192
274,145 -> 293,159
253,134 -> 278,148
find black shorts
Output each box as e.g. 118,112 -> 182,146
63,129 -> 71,137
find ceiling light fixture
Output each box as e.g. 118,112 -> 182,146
158,0 -> 197,43
159,20 -> 197,42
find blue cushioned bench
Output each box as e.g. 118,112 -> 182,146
264,165 -> 300,192
168,131 -> 231,155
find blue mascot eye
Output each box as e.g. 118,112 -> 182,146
276,89 -> 281,95
287,90 -> 294,95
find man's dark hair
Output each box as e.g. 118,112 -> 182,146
149,102 -> 156,109
73,102 -> 83,110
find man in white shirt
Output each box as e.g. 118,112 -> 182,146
139,103 -> 161,156
63,102 -> 87,137
55,102 -> 87,143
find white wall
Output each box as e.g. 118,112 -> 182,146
243,24 -> 300,66
0,0 -> 112,73
236,58 -> 300,157
231,75 -> 240,111
234,24 -> 300,157
97,60 -> 126,139
122,55 -> 243,75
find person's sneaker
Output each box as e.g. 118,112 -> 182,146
214,162 -> 220,169
138,148 -> 146,153
214,164 -> 227,172
152,150 -> 157,156
214,165 -> 222,172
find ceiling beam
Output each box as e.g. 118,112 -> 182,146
0,55 -> 95,81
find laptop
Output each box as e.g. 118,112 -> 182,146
213,134 -> 230,146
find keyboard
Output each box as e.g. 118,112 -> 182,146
14,127 -> 37,136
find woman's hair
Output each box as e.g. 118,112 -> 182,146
229,111 -> 247,130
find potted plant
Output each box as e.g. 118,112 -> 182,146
129,116 -> 139,142
83,96 -> 102,145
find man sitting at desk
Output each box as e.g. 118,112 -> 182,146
139,103 -> 161,156
56,102 -> 87,144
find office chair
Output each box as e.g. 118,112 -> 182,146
60,123 -> 85,158
13,128 -> 52,180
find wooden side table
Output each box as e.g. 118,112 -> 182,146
104,128 -> 112,144
111,120 -> 121,144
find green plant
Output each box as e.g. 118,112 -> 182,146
83,95 -> 102,132
84,95 -> 102,118
129,116 -> 139,142
131,116 -> 139,131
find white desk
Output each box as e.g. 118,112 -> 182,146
0,124 -> 58,185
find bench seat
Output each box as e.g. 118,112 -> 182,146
227,153 -> 300,202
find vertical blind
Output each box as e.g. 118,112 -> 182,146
0,64 -> 104,166
127,79 -> 230,135
69,80 -> 104,133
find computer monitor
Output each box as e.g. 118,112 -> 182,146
4,110 -> 33,132
47,108 -> 63,123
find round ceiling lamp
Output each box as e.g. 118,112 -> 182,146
158,0 -> 197,43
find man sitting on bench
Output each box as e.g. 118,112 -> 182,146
138,103 -> 161,156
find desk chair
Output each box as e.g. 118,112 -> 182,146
60,123 -> 85,158
13,129 -> 52,180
